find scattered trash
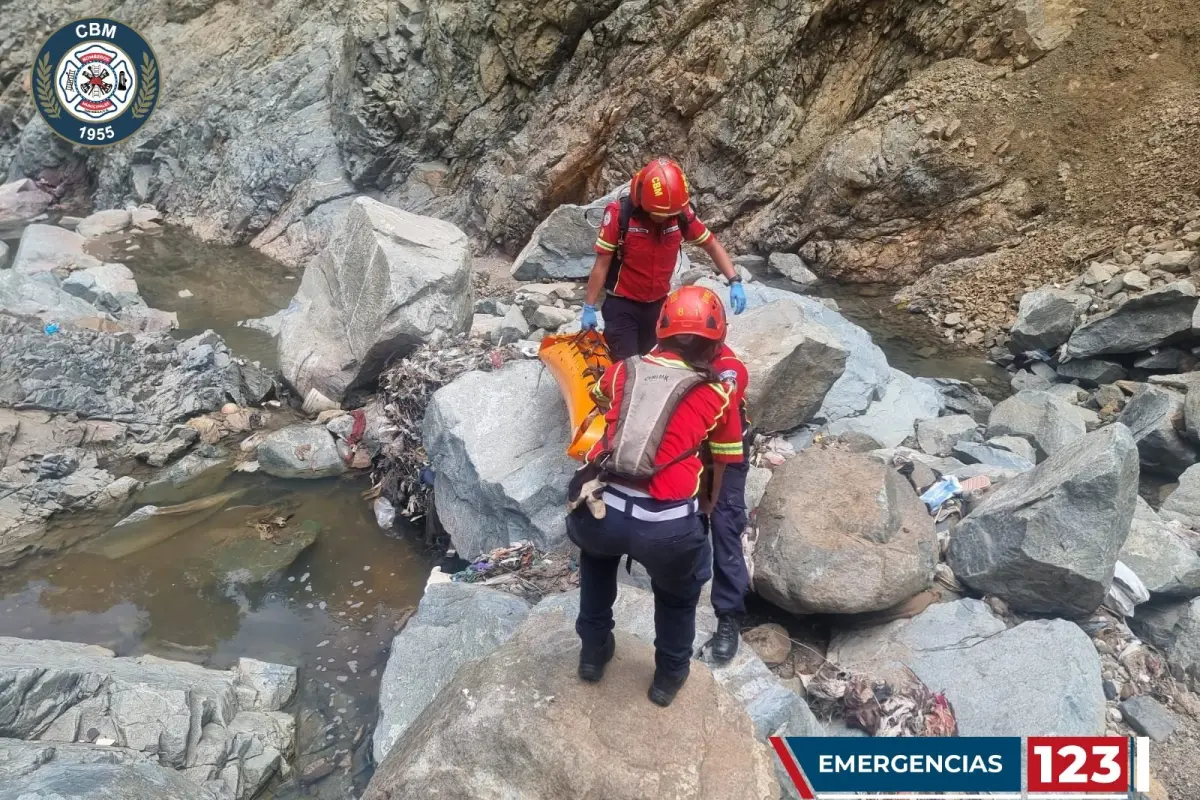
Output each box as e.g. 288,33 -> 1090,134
934,563 -> 963,593
752,435 -> 796,467
426,567 -> 452,586
302,388 -> 340,416
448,540 -> 579,601
43,322 -> 59,335
919,476 -> 962,513
178,289 -> 194,298
957,474 -> 991,495
374,336 -> 523,522
300,572 -> 310,583
1104,561 -> 1150,618
807,664 -> 959,737
373,497 -> 396,530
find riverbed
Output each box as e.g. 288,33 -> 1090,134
0,225 -> 1009,796
0,224 -> 433,797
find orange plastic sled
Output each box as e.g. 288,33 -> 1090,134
539,329 -> 613,461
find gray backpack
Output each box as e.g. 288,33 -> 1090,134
597,356 -> 708,481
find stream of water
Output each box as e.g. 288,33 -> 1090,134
0,224 -> 1008,795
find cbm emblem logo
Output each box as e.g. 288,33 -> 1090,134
32,18 -> 160,147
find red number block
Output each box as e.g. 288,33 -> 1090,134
1027,737 -> 1130,793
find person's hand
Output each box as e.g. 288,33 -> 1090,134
699,493 -> 716,515
729,282 -> 747,314
581,304 -> 598,329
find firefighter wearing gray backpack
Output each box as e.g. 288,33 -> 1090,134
565,285 -> 746,708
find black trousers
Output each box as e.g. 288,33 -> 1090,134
708,456 -> 750,617
602,294 -> 665,361
568,494 -> 711,677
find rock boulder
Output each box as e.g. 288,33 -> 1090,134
753,447 -> 937,615
1064,281 -> 1199,359
374,583 -> 531,763
510,188 -> 621,280
0,178 -> 53,227
1009,288 -> 1090,353
1161,463 -> 1200,529
695,279 -> 891,423
422,360 -> 576,557
767,252 -> 818,286
0,637 -> 295,800
948,425 -> 1139,617
279,198 -> 473,402
10,224 -> 102,276
1118,386 -> 1197,477
986,390 -> 1086,461
364,613 -> 777,800
1119,499 -> 1200,598
75,209 -> 133,238
829,599 -> 1106,735
256,425 -> 346,479
1129,598 -> 1200,692
724,300 -> 848,432
826,369 -> 943,448
916,414 -> 980,457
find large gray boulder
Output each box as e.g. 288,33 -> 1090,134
1119,498 -> 1200,598
61,264 -> 142,314
1117,386 -> 1197,477
0,178 -> 53,227
510,188 -> 621,280
986,390 -> 1086,461
1009,288 -> 1090,353
0,758 -> 213,800
279,198 -> 473,403
423,360 -> 576,557
75,209 -> 132,239
10,224 -> 102,276
829,599 -> 1106,736
1161,463 -> 1200,529
1055,358 -> 1126,388
826,369 -> 943,448
532,586 -> 822,741
364,612 -> 778,800
256,425 -> 346,479
0,269 -> 111,324
696,279 -> 891,422
948,424 -> 1139,617
952,441 -> 1035,473
767,252 -> 818,286
916,414 -> 980,457
724,300 -> 848,432
0,637 -> 295,800
917,378 -> 994,423
753,447 -> 937,615
374,583 -> 531,763
1129,598 -> 1200,692
1064,281 -> 1199,359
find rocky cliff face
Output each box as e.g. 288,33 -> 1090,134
1,0 -> 1079,275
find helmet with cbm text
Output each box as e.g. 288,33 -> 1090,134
631,157 -> 691,216
657,285 -> 727,343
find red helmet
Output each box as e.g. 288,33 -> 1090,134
657,285 -> 727,342
631,157 -> 691,216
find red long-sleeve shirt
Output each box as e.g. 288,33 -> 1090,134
585,350 -> 743,501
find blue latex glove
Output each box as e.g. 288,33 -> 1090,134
581,304 -> 598,329
729,282 -> 747,314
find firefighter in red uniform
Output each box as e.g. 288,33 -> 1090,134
567,286 -> 743,707
705,344 -> 754,662
580,157 -> 747,361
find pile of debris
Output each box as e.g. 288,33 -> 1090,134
372,336 -> 525,522
806,663 -> 960,737
430,540 -> 579,602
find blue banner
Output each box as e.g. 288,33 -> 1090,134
778,736 -> 1023,794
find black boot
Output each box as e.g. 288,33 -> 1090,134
578,633 -> 615,682
648,667 -> 690,707
711,614 -> 741,663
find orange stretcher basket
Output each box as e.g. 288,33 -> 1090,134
538,329 -> 613,461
